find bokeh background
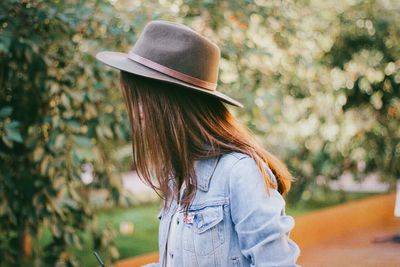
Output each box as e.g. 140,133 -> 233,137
0,0 -> 399,266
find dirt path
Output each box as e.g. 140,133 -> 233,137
298,218 -> 400,267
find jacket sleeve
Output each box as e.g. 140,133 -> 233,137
228,156 -> 301,267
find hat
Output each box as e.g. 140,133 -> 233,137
95,20 -> 243,108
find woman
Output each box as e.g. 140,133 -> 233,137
96,20 -> 300,267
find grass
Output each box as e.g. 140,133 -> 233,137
73,203 -> 161,267
98,203 -> 161,258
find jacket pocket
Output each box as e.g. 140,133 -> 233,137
183,204 -> 225,256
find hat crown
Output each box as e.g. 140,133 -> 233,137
130,20 -> 221,84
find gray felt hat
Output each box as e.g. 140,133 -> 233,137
96,20 -> 243,108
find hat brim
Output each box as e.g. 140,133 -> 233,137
96,51 -> 244,108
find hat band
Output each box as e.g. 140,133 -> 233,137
128,51 -> 217,91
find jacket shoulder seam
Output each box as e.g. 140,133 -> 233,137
224,151 -> 249,160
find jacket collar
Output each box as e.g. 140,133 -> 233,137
194,154 -> 221,191
168,144 -> 220,192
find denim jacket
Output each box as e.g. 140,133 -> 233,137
143,151 -> 301,267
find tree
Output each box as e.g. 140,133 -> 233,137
324,0 -> 400,183
0,1 -> 131,265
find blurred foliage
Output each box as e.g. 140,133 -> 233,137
324,0 -> 400,182
0,0 -> 399,266
0,0 -> 132,266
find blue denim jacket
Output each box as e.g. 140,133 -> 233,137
144,151 -> 301,267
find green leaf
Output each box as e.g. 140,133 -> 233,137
103,126 -> 114,139
0,200 -> 9,216
54,134 -> 66,149
2,136 -> 13,148
50,220 -> 62,238
0,34 -> 11,53
5,120 -> 20,129
40,156 -> 50,176
66,120 -> 81,132
33,147 -> 44,162
73,136 -> 92,148
72,234 -> 83,250
61,93 -> 71,108
71,150 -> 81,166
0,106 -> 12,118
5,124 -> 24,143
64,232 -> 73,245
73,147 -> 96,161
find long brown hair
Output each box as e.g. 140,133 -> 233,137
119,70 -> 294,211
